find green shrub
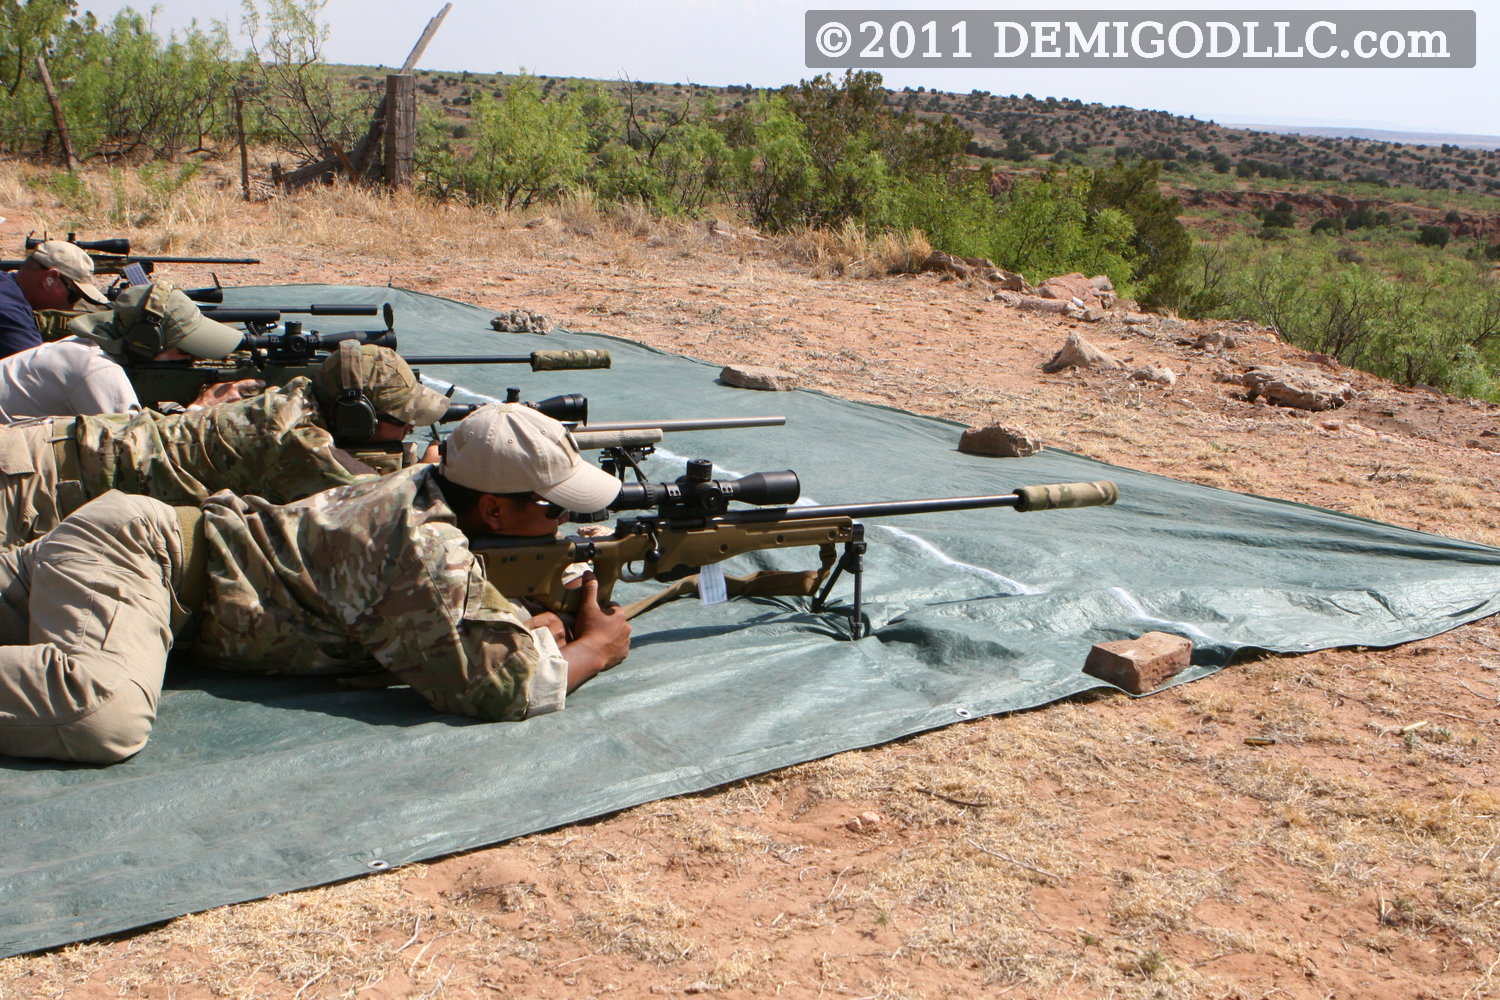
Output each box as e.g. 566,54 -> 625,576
428,74 -> 588,209
1416,225 -> 1451,248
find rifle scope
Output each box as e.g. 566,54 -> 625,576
26,234 -> 130,255
504,386 -> 587,424
442,392 -> 589,424
240,326 -> 398,358
612,460 -> 800,516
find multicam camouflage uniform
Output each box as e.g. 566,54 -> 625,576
76,376 -> 369,504
191,463 -> 567,722
0,377 -> 372,548
0,467 -> 567,762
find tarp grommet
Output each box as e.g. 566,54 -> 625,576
367,860 -> 390,870
955,707 -> 974,720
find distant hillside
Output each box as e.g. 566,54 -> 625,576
346,66 -> 1500,196
891,90 -> 1500,194
1220,124 -> 1500,152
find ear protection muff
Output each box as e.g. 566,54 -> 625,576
332,340 -> 379,442
120,281 -> 176,360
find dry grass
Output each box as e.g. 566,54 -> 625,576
1,159 -> 1498,999
778,223 -> 932,279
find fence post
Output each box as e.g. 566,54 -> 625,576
234,88 -> 250,201
384,74 -> 416,188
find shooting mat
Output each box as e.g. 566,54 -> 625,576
4,286 -> 1498,957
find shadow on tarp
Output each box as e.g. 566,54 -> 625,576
3,285 -> 1498,959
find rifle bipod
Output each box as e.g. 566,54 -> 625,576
810,523 -> 869,639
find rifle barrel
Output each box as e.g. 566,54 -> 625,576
719,481 -> 1119,524
203,304 -> 379,317
405,355 -> 538,365
575,416 -> 786,433
727,494 -> 1024,524
110,255 -> 260,265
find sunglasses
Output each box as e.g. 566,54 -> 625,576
532,496 -> 568,519
501,491 -> 567,519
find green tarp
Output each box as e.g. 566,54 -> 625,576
3,286 -> 1498,958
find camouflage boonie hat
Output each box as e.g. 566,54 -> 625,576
315,342 -> 450,427
68,280 -> 243,360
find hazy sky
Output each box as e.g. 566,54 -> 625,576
77,0 -> 1500,136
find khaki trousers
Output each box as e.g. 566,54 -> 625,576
0,491 -> 185,763
0,417 -> 86,550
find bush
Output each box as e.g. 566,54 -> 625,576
1416,225 -> 1451,248
420,74 -> 588,209
1345,206 -> 1392,230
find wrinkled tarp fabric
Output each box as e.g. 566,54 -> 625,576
3,285 -> 1498,958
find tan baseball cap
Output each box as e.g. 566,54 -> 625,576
315,342 -> 450,426
441,403 -> 622,513
68,280 -> 244,360
28,240 -> 108,305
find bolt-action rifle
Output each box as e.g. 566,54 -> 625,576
474,460 -> 1118,638
1,234 -> 261,274
127,307 -> 613,408
436,387 -> 785,456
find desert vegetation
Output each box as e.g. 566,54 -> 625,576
6,2 -> 1500,401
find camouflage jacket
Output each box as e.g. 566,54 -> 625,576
77,377 -> 372,505
191,464 -> 569,722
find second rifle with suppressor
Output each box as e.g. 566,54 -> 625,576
127,304 -> 613,407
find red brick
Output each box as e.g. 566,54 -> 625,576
1083,631 -> 1193,694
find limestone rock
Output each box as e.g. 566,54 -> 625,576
1039,272 -> 1114,308
1038,272 -> 1095,302
846,811 -> 883,834
1129,365 -> 1177,386
1013,296 -> 1071,314
490,309 -> 555,334
1121,312 -> 1154,325
719,364 -> 799,391
958,424 -> 1043,457
923,250 -> 975,280
1243,366 -> 1354,411
1193,330 -> 1239,351
1041,332 -> 1122,373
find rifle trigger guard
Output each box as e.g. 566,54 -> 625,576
618,525 -> 663,584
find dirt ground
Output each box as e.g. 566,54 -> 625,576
1,178 -> 1498,1000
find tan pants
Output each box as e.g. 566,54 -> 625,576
0,491 -> 185,763
0,417 -> 86,550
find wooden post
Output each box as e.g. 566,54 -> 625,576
384,74 -> 416,188
279,2 -> 450,190
233,88 -> 251,201
35,55 -> 77,171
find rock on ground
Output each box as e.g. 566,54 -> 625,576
1042,332 -> 1123,373
1243,366 -> 1355,411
